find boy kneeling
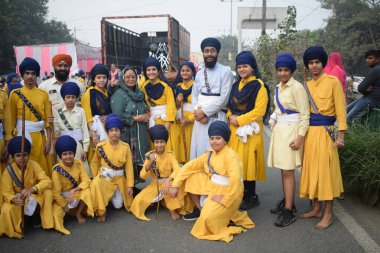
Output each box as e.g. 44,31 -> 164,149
131,125 -> 191,221
0,137 -> 54,238
52,135 -> 94,235
90,114 -> 134,223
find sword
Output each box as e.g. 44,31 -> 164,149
180,101 -> 188,161
146,152 -> 160,218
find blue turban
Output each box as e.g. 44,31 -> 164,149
303,46 -> 328,68
149,124 -> 169,142
8,82 -> 23,96
8,136 -> 32,157
143,58 -> 161,78
19,57 -> 40,77
60,82 -> 80,98
236,51 -> 261,79
55,135 -> 77,159
78,70 -> 85,76
208,121 -> 231,143
6,72 -> 18,84
105,113 -> 123,132
275,53 -> 297,73
90,64 -> 109,85
172,61 -> 196,86
201,38 -> 221,52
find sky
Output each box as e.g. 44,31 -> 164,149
48,0 -> 332,52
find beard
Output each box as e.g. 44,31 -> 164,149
55,69 -> 69,82
204,56 -> 218,68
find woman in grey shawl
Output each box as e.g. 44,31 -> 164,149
111,67 -> 150,180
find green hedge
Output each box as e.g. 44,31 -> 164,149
339,124 -> 380,205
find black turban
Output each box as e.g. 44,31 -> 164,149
149,124 -> 169,142
55,135 -> 77,159
208,121 -> 231,143
201,38 -> 221,52
303,46 -> 328,69
8,136 -> 32,156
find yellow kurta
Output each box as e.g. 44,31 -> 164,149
81,86 -> 110,165
90,140 -> 134,216
227,77 -> 268,181
8,86 -> 53,177
141,79 -> 176,152
172,146 -> 255,242
52,160 -> 94,235
300,73 -> 347,201
130,150 -> 191,221
172,81 -> 194,163
267,77 -> 310,170
0,160 -> 54,238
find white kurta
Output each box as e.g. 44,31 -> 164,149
190,63 -> 233,159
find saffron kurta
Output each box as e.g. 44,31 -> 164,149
90,140 -> 134,216
190,64 -> 233,159
267,77 -> 310,170
172,81 -> 195,163
172,146 -> 255,242
81,86 -> 111,165
52,160 -> 94,235
9,86 -> 53,176
141,79 -> 177,152
227,76 -> 268,181
130,150 -> 191,221
0,160 -> 54,238
300,73 -> 347,200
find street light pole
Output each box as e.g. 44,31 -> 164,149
221,0 -> 243,37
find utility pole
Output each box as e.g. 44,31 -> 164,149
221,0 -> 243,37
261,0 -> 267,35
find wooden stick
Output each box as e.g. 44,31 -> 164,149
49,101 -> 57,164
20,102 -> 26,236
180,101 -> 188,162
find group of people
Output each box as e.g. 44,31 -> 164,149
0,36 -> 356,242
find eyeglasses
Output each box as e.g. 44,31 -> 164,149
125,75 -> 137,79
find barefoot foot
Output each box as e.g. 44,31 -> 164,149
97,214 -> 106,223
314,216 -> 333,230
76,214 -> 87,224
299,209 -> 322,219
170,210 -> 180,221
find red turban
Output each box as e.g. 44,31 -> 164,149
52,54 -> 72,68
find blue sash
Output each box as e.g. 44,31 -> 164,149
14,90 -> 43,121
98,145 -> 125,171
310,113 -> 336,126
6,164 -> 24,188
275,87 -> 298,114
53,165 -> 78,189
207,151 -> 219,175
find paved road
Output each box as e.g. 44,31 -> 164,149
1,129 -> 379,252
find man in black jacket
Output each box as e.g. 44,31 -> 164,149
347,49 -> 380,122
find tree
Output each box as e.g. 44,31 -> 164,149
317,0 -> 380,75
0,0 -> 73,74
214,35 -> 238,69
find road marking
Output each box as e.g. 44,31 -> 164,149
263,125 -> 380,253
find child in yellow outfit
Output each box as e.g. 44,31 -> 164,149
169,121 -> 254,243
0,137 -> 54,238
90,114 -> 134,223
131,124 -> 191,221
52,135 -> 94,235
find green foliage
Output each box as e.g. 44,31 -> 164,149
0,0 -> 73,74
339,124 -> 380,205
317,0 -> 380,75
214,35 -> 238,69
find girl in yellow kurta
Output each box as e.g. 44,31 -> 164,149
0,137 -> 54,238
130,125 -> 191,221
90,114 -> 134,223
169,121 -> 254,242
52,135 -> 94,235
9,86 -> 53,177
81,64 -> 112,165
141,58 -> 176,152
267,53 -> 310,227
173,62 -> 196,163
227,51 -> 269,210
300,46 -> 347,230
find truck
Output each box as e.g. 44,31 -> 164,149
101,14 -> 190,72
